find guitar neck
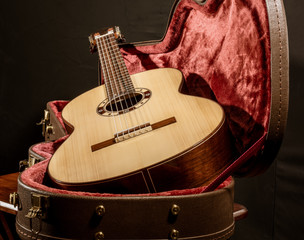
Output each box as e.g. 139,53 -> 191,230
94,30 -> 135,100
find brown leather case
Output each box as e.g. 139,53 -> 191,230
13,0 -> 289,239
16,176 -> 234,240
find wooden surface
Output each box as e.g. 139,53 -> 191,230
48,68 -> 232,192
0,172 -> 18,240
0,172 -> 18,215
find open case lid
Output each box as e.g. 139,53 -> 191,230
115,0 -> 289,180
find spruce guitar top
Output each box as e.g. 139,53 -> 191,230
47,27 -> 233,193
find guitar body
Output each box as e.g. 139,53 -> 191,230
47,68 -> 233,193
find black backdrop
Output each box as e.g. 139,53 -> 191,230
0,0 -> 303,239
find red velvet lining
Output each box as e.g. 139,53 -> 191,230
121,0 -> 271,153
48,100 -> 69,133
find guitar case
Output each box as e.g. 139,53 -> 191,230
13,0 -> 288,239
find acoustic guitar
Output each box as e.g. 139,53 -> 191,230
47,27 -> 234,193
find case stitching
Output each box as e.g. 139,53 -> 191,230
274,0 -> 283,137
210,227 -> 234,240
16,227 -> 42,240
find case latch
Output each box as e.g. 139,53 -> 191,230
25,193 -> 49,219
25,193 -> 50,237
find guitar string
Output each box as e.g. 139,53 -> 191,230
107,35 -> 135,93
102,34 -> 132,138
107,35 -> 134,95
106,33 -> 145,135
96,35 -> 123,137
108,37 -> 135,92
95,36 -> 118,135
107,35 -> 150,133
104,34 -> 136,136
100,35 -> 126,138
100,34 -> 128,139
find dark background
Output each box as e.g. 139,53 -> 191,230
0,0 -> 303,239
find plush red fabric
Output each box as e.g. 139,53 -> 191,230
48,100 -> 69,133
121,0 -> 271,153
32,136 -> 68,160
22,0 -> 271,196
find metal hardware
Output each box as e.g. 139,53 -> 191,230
37,109 -> 51,137
25,193 -> 49,219
9,192 -> 19,208
45,124 -> 54,135
95,205 -> 106,216
19,160 -> 29,172
95,231 -> 104,240
170,229 -> 179,240
171,204 -> 180,216
26,206 -> 42,219
28,154 -> 41,167
19,154 -> 42,172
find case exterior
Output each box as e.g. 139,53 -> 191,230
16,175 -> 234,240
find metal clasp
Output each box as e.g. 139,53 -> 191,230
25,193 -> 50,237
25,193 -> 49,219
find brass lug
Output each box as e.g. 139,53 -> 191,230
95,231 -> 104,240
45,124 -> 54,135
25,193 -> 49,220
95,205 -> 106,217
9,192 -> 19,208
171,204 -> 180,216
19,154 -> 41,172
170,229 -> 179,240
25,207 -> 42,219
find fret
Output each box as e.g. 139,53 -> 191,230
105,35 -> 129,95
106,34 -> 134,93
96,39 -> 114,100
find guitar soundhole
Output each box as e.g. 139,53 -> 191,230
97,88 -> 152,116
106,93 -> 142,112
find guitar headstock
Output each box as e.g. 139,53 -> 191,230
88,26 -> 126,54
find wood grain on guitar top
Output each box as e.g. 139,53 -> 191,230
47,68 -> 234,193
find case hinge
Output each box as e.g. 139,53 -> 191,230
9,192 -> 20,210
19,154 -> 42,172
37,109 -> 54,138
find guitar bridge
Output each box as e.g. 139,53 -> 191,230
91,117 -> 176,152
114,123 -> 152,142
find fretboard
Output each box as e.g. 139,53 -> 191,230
95,31 -> 134,100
